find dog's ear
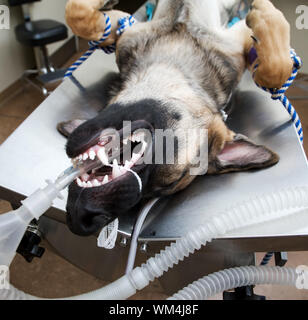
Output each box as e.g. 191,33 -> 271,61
57,119 -> 86,138
208,133 -> 279,174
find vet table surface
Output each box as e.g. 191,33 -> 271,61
0,49 -> 308,256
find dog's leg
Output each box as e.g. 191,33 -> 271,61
182,0 -> 223,29
181,0 -> 241,30
228,0 -> 293,88
153,0 -> 183,20
246,0 -> 293,88
65,0 -> 129,44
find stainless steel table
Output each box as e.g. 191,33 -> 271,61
1,44 -> 308,294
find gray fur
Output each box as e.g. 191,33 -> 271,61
113,0 -> 246,116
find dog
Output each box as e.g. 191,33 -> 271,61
61,0 -> 292,236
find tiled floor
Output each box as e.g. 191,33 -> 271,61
0,53 -> 308,299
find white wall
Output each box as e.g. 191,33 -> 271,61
0,0 -> 34,93
0,0 -> 71,93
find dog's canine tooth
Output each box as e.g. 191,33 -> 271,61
131,152 -> 140,163
82,181 -> 87,188
132,132 -> 144,143
112,159 -> 122,178
124,160 -> 131,169
83,153 -> 89,161
141,140 -> 148,153
77,178 -> 83,187
102,175 -> 109,185
78,155 -> 83,162
97,147 -> 109,165
89,149 -> 96,160
86,181 -> 93,188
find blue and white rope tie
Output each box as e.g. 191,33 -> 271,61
260,252 -> 274,266
253,49 -> 303,143
64,14 -> 137,78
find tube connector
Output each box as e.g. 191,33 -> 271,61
127,267 -> 150,291
21,184 -> 60,220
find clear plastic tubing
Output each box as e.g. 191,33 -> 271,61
169,266 -> 298,300
0,159 -> 102,267
1,186 -> 308,300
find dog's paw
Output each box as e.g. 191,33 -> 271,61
66,0 -> 130,46
65,0 -> 107,41
246,0 -> 293,88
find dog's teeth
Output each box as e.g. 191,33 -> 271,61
82,181 -> 87,188
89,150 -> 96,160
132,132 -> 144,143
92,179 -> 100,187
97,147 -> 109,165
124,160 -> 131,169
83,153 -> 88,161
78,155 -> 83,161
132,152 -> 140,163
86,181 -> 92,188
112,159 -> 122,178
76,178 -> 83,187
102,175 -> 109,185
81,173 -> 89,181
141,141 -> 148,153
120,166 -> 127,174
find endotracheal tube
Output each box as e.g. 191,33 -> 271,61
0,159 -> 101,267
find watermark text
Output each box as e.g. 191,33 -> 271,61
296,5 -> 308,30
0,5 -> 10,30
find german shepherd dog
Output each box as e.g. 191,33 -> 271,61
62,0 -> 292,236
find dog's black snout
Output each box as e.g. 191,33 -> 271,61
66,205 -> 116,236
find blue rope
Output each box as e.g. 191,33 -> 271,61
64,14 -> 137,79
260,252 -> 274,266
253,49 -> 304,143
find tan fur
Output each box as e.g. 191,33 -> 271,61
246,0 -> 293,88
66,0 -> 292,87
65,0 -> 128,44
207,115 -> 235,173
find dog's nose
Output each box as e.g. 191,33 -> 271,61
66,204 -> 116,236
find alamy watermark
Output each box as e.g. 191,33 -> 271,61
296,265 -> 308,289
296,5 -> 308,30
0,5 -> 10,30
91,122 -> 209,176
0,265 -> 9,290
